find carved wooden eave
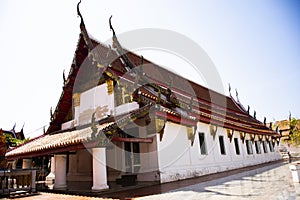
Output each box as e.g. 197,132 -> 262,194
276,137 -> 280,145
210,124 -> 218,140
186,126 -> 196,146
112,137 -> 153,143
258,134 -> 263,143
157,118 -> 166,141
250,134 -> 255,144
226,129 -> 234,143
240,132 -> 246,143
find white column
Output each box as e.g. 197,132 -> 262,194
54,154 -> 67,189
22,158 -> 32,169
31,169 -> 37,192
92,147 -> 109,190
46,157 -> 55,183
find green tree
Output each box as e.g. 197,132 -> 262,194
288,118 -> 300,146
5,134 -> 27,147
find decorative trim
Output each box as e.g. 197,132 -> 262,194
258,135 -> 263,143
106,79 -> 114,95
276,137 -> 280,145
186,126 -> 196,146
250,134 -> 255,144
156,118 -> 166,141
240,132 -> 246,143
226,129 -> 234,143
210,125 -> 218,140
266,135 -> 270,142
112,137 -> 153,143
73,93 -> 81,107
272,138 -> 276,147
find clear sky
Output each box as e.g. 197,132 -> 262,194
0,0 -> 299,138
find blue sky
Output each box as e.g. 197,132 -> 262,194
0,0 -> 299,138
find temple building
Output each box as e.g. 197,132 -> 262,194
5,2 -> 281,191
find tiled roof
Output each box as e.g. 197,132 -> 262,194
6,123 -> 112,158
46,30 -> 279,137
6,104 -> 154,159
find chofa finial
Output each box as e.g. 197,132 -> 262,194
235,88 -> 239,102
77,0 -> 83,24
109,15 -> 116,36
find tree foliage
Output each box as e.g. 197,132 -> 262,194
288,118 -> 300,146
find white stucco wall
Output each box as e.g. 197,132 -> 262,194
75,84 -> 114,126
157,121 -> 282,183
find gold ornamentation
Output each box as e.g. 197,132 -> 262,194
106,79 -> 114,95
73,93 -> 81,107
226,129 -> 234,143
258,135 -> 263,143
276,137 -> 280,145
156,118 -> 166,141
240,132 -> 246,143
250,134 -> 255,144
210,125 -> 218,140
186,126 -> 196,146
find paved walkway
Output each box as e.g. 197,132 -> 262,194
5,161 -> 300,200
6,193 -> 115,200
135,162 -> 300,200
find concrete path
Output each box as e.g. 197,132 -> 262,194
4,162 -> 299,200
2,192 -> 116,200
135,162 -> 300,200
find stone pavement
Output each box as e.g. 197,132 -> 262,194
5,161 -> 300,200
2,192 -> 116,200
135,162 -> 300,200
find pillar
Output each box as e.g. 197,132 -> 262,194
22,158 -> 32,169
54,154 -> 67,189
31,169 -> 37,192
92,148 -> 109,190
46,157 -> 55,183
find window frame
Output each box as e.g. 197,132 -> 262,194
269,141 -> 275,152
263,141 -> 268,153
234,138 -> 240,155
254,141 -> 261,154
198,132 -> 207,155
219,135 -> 226,155
246,140 -> 253,155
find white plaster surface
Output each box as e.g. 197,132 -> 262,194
54,154 -> 67,189
77,84 -> 114,126
115,102 -> 139,116
92,147 -> 109,190
157,122 -> 282,183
